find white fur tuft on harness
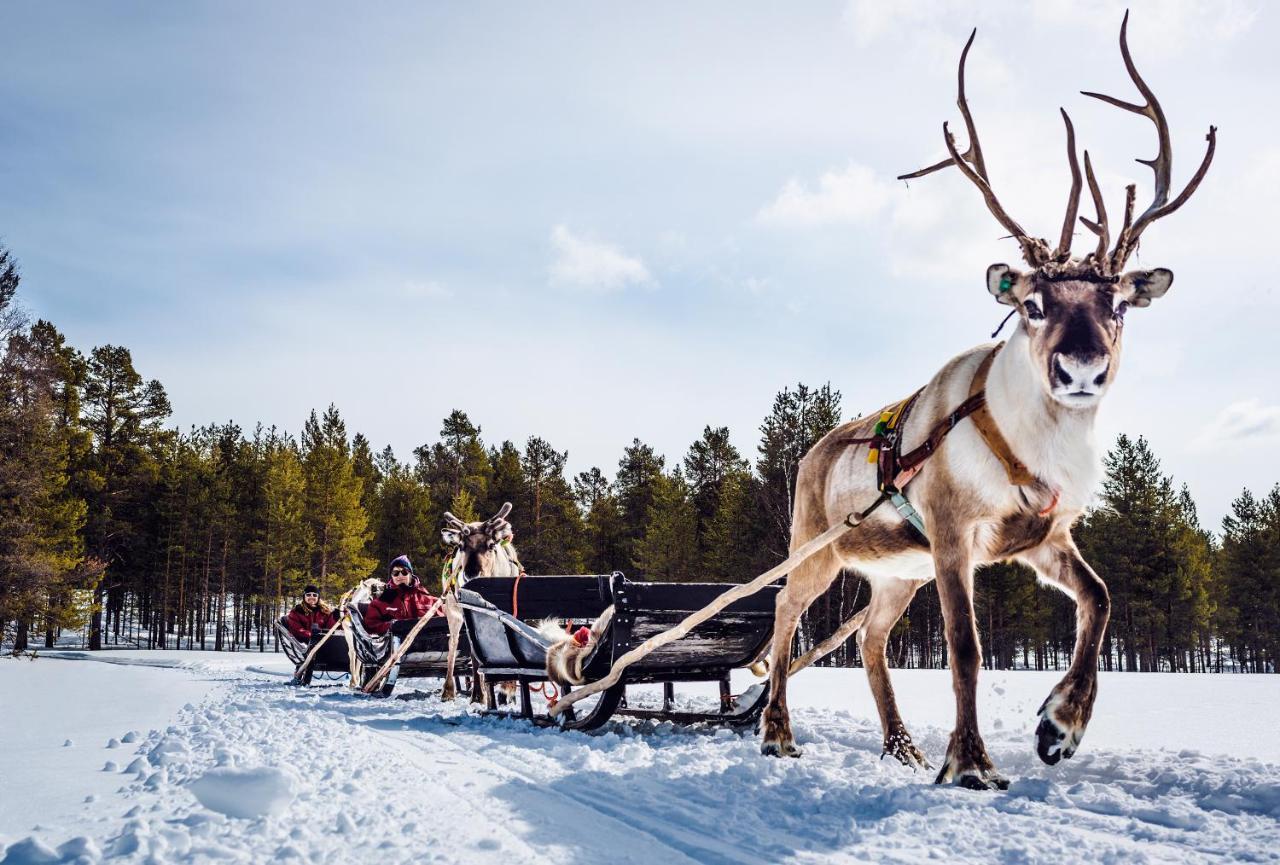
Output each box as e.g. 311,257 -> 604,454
541,607 -> 615,687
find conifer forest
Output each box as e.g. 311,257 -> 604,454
1,243 -> 1276,673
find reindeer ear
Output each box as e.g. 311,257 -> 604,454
441,529 -> 461,545
987,264 -> 1030,307
1117,268 -> 1173,308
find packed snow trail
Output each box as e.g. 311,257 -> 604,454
2,653 -> 1278,864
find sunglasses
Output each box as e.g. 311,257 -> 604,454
304,592 -> 319,598
391,568 -> 410,577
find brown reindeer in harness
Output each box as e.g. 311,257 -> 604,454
439,502 -> 523,701
759,13 -> 1215,790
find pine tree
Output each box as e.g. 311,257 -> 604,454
301,405 -> 375,594
370,446 -> 435,580
683,426 -> 749,570
574,468 -> 627,575
520,436 -> 585,574
756,383 -> 842,559
615,439 -> 665,570
261,431 -> 309,618
634,471 -> 698,581
0,320 -> 95,650
416,410 -> 492,520
79,344 -> 170,649
1218,485 -> 1280,672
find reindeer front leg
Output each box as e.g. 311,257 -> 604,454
441,591 -> 464,702
933,528 -> 1008,790
1020,536 -> 1110,765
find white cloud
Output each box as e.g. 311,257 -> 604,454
1192,399 -> 1280,450
549,225 -> 651,292
756,162 -> 894,228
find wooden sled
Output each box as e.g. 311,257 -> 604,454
346,600 -> 472,696
458,573 -> 776,731
276,619 -> 351,685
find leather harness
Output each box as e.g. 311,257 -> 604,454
846,342 -> 1043,537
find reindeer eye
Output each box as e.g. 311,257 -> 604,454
1023,300 -> 1045,321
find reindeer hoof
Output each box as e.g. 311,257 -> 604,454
1036,696 -> 1084,765
882,739 -> 932,771
761,738 -> 802,758
934,761 -> 1008,791
934,755 -> 1009,791
957,771 -> 1010,791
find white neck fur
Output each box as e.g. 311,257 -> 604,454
984,328 -> 1102,512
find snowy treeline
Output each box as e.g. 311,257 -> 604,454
1,241 -> 1277,672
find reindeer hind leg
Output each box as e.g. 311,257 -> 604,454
761,544 -> 841,758
858,577 -> 930,770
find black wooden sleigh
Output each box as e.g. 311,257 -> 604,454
458,573 -> 777,731
346,600 -> 472,696
276,619 -> 352,685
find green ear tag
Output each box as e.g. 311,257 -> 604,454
999,276 -> 1013,293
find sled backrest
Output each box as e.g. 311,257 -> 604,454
464,574 -> 616,621
615,580 -> 779,675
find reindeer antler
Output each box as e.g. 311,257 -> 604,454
442,512 -> 467,531
1081,10 -> 1216,272
901,16 -> 1213,276
898,29 -> 1057,268
483,502 -> 514,541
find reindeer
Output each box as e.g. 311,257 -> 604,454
760,13 -> 1215,790
439,502 -> 523,701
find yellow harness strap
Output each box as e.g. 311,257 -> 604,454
867,397 -> 912,464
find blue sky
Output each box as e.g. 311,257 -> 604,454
1,1 -> 1275,530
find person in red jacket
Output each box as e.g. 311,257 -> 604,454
284,585 -> 338,642
364,556 -> 440,636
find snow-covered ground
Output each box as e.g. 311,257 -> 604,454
2,652 -> 1278,864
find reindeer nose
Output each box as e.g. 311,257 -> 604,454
1052,353 -> 1109,390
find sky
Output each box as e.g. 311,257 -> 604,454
1,1 -> 1276,531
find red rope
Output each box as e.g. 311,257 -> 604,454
530,679 -> 559,706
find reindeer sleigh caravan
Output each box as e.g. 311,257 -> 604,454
285,504 -> 778,729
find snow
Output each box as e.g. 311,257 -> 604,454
2,652 -> 1278,864
187,767 -> 295,819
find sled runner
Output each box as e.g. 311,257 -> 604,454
346,600 -> 472,696
458,573 -> 776,731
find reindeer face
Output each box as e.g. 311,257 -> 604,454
441,503 -> 515,579
989,264 -> 1172,409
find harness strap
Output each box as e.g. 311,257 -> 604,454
964,345 -> 1037,486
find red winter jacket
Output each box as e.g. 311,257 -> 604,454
364,578 -> 440,636
284,602 -> 338,642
